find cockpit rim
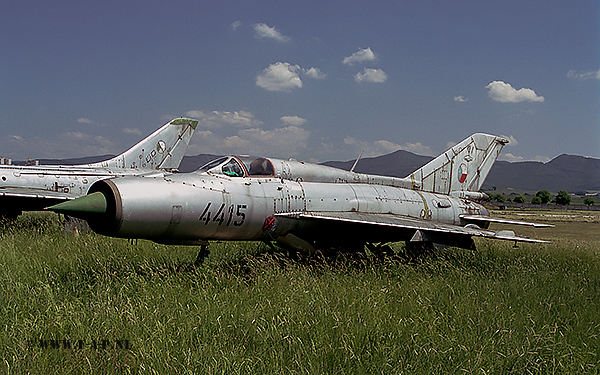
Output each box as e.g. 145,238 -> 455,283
198,156 -> 276,178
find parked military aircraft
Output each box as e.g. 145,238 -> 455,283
49,133 -> 551,263
0,118 -> 197,219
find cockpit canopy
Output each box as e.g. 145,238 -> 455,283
199,156 -> 275,178
198,155 -> 416,190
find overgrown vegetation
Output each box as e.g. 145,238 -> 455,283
1,212 -> 599,374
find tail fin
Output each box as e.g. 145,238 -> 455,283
409,133 -> 508,195
86,118 -> 198,170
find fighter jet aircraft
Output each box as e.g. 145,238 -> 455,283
0,118 -> 197,219
49,133 -> 551,263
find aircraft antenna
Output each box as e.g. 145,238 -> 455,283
350,150 -> 364,173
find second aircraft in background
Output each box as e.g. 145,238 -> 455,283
0,118 -> 197,219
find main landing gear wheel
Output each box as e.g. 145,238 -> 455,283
366,243 -> 394,259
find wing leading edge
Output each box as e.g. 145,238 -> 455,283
276,211 -> 550,246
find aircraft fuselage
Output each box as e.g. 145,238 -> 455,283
49,132 -> 549,255
86,172 -> 488,247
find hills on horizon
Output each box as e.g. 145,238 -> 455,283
26,151 -> 600,193
322,152 -> 600,193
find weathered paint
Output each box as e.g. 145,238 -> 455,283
58,171 -> 496,247
50,132 -> 549,251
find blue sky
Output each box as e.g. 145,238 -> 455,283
1,1 -> 599,164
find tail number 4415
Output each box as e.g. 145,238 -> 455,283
199,202 -> 246,226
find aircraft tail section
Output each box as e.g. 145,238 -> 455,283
86,118 -> 198,170
409,133 -> 508,195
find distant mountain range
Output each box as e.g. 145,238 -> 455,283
31,151 -> 600,193
323,152 -> 600,193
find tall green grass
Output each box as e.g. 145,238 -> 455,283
1,213 -> 599,374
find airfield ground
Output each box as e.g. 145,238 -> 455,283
490,208 -> 600,243
1,210 -> 598,374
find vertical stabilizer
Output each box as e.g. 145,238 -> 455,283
409,133 -> 508,194
85,118 -> 198,170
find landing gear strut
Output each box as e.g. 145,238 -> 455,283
404,241 -> 435,257
366,243 -> 394,259
194,244 -> 210,266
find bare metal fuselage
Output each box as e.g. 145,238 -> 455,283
87,171 -> 487,246
49,132 -> 549,253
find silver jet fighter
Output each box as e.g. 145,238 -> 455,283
49,133 -> 551,262
1,118 -> 197,219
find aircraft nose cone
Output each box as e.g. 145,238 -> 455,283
48,191 -> 108,215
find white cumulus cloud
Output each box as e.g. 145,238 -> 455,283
305,67 -> 326,79
486,81 -> 545,103
500,153 -> 524,162
354,68 -> 388,83
231,20 -> 241,31
122,127 -> 142,135
76,117 -> 107,127
567,69 -> 600,80
182,110 -> 310,158
500,152 -> 549,163
63,131 -> 91,141
188,126 -> 310,158
253,23 -> 290,42
343,48 -> 378,65
280,116 -> 307,126
185,110 -> 262,128
501,135 -> 519,147
256,62 -> 303,92
454,95 -> 468,102
234,126 -> 310,156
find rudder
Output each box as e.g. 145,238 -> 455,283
85,118 -> 198,170
409,133 -> 508,195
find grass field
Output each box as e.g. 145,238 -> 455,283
1,211 -> 599,374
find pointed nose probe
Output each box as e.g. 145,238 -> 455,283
48,191 -> 108,216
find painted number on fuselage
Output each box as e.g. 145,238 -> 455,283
199,202 -> 247,226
